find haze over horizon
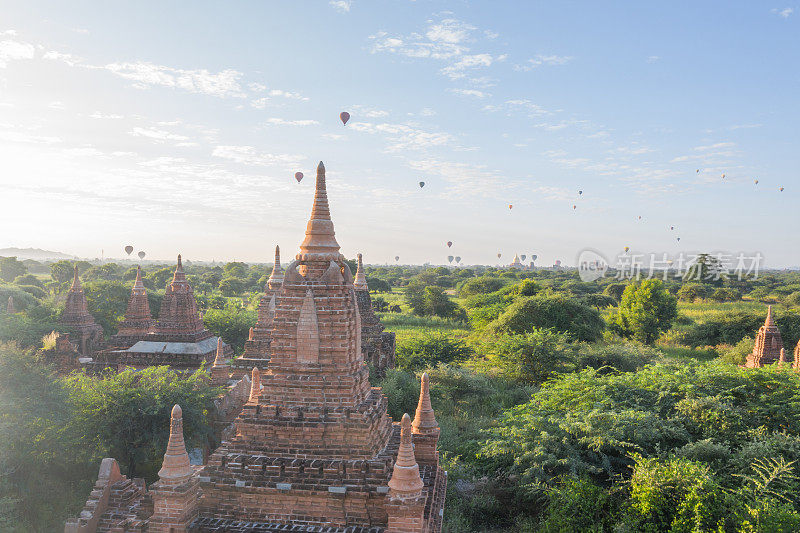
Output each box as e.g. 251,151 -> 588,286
1,1 -> 798,267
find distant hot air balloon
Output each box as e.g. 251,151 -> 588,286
780,186 -> 784,192
670,226 -> 674,230
138,251 -> 146,259
573,205 -> 577,210
624,246 -> 630,253
295,172 -> 303,183
497,253 -> 502,259
578,190 -> 583,195
521,254 -> 527,261
677,237 -> 681,242
419,181 -> 425,188
340,111 -> 350,125
754,179 -> 759,185
508,204 -> 513,210
395,256 -> 399,262
124,245 -> 133,256
531,255 -> 538,261
448,255 -> 454,263
447,241 -> 453,248
696,169 -> 700,173
638,215 -> 642,220
455,256 -> 461,263
721,174 -> 726,179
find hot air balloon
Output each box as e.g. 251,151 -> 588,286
721,174 -> 726,179
677,237 -> 681,242
448,255 -> 454,263
508,204 -> 513,210
578,190 -> 583,195
295,172 -> 303,183
521,254 -> 527,261
340,111 -> 350,125
395,256 -> 399,262
497,253 -> 502,259
638,215 -> 642,220
754,179 -> 759,185
455,256 -> 461,263
624,246 -> 630,253
531,254 -> 538,261
447,241 -> 453,248
124,245 -> 133,256
419,181 -> 425,188
573,205 -> 577,210
780,187 -> 784,192
696,169 -> 700,173
137,251 -> 146,259
670,226 -> 674,230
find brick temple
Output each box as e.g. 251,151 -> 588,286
59,265 -> 104,355
745,305 -> 785,368
91,257 -> 232,372
354,253 -> 396,376
66,161 -> 447,533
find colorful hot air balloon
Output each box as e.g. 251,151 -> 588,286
447,241 -> 453,248
721,174 -> 726,179
670,226 -> 674,230
696,169 -> 700,173
124,245 -> 133,256
419,181 -> 425,188
455,256 -> 461,263
573,204 -> 577,210
754,179 -> 759,185
295,172 -> 303,183
521,254 -> 527,261
780,187 -> 784,192
137,251 -> 146,259
624,246 -> 630,253
638,215 -> 642,220
448,256 -> 454,263
531,254 -> 538,261
508,204 -> 513,210
340,111 -> 350,125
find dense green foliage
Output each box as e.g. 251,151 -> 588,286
611,279 -> 678,344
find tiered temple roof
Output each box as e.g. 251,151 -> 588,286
68,160 -> 446,533
354,252 -> 396,376
59,265 -> 104,355
154,255 -> 208,341
107,266 -> 154,348
745,306 -> 785,368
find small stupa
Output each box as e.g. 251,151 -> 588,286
745,306 -> 785,368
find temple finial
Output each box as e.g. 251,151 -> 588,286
412,372 -> 438,434
267,245 -> 284,290
248,366 -> 261,403
388,413 -> 424,498
133,265 -> 144,289
71,264 -> 82,291
298,160 -> 340,257
211,338 -> 228,385
353,253 -> 368,291
157,404 -> 193,482
766,305 -> 775,327
171,254 -> 187,285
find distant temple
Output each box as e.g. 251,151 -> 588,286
92,257 -> 232,372
745,306 -> 785,368
67,161 -> 446,533
508,254 -> 524,269
6,295 -> 16,314
354,252 -> 396,376
59,265 -> 104,355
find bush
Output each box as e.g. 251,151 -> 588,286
576,342 -> 661,373
202,306 -> 256,354
458,276 -> 508,298
537,477 -> 611,533
710,287 -> 740,302
489,293 -> 605,342
12,274 -> 43,288
478,329 -> 576,384
395,333 -> 473,371
786,291 -> 800,308
678,283 -> 708,302
610,279 -> 677,344
718,336 -> 754,365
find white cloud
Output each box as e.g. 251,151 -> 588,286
426,19 -> 475,44
131,127 -> 190,142
0,38 -> 35,68
771,7 -> 793,18
263,118 -> 319,126
348,121 -> 454,152
42,50 -> 83,66
646,55 -> 660,63
349,104 -> 389,118
483,99 -> 551,117
104,61 -> 246,98
212,145 -> 304,168
48,101 -> 66,110
330,0 -> 352,13
449,88 -> 489,98
514,54 -> 572,72
442,53 -> 497,79
693,142 -> 734,152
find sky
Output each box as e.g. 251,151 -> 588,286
0,1 -> 798,267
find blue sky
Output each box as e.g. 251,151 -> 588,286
0,1 -> 798,267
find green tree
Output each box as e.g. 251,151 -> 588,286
611,279 -> 677,344
489,293 -> 605,342
218,277 -> 245,297
0,257 -> 26,282
395,333 -> 473,371
457,276 -> 507,298
202,306 -> 256,354
678,283 -> 708,302
62,366 -> 219,479
148,266 -> 174,289
479,329 -> 576,385
11,274 -> 43,288
603,283 -> 627,302
684,253 -> 726,286
50,260 -> 75,283
83,280 -> 131,335
223,261 -> 248,278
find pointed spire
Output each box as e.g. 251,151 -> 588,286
211,338 -> 228,385
388,414 -> 424,497
299,161 -> 340,257
248,327 -> 254,341
214,338 -> 225,365
267,245 -> 284,290
133,265 -> 144,290
171,254 -> 187,285
248,366 -> 261,403
765,305 -> 776,328
780,348 -> 787,363
158,405 -> 193,482
70,264 -> 82,291
412,373 -> 439,435
354,253 -> 368,291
